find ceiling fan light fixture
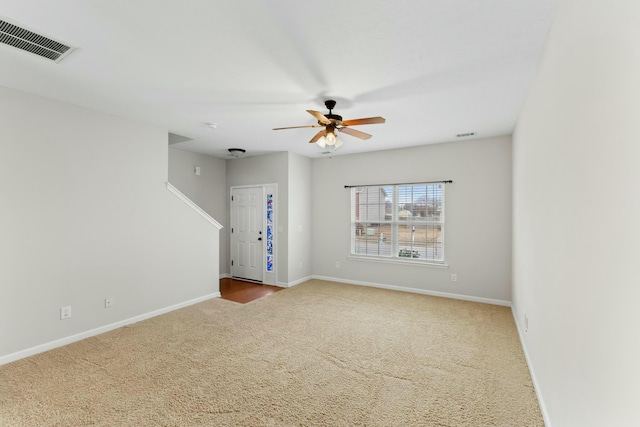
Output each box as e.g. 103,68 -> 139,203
227,148 -> 246,158
316,136 -> 327,148
326,130 -> 337,146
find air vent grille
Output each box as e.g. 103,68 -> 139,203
0,19 -> 74,62
456,132 -> 476,138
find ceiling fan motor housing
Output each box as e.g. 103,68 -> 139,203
323,100 -> 342,122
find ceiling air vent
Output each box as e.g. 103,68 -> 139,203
456,132 -> 476,138
0,18 -> 74,62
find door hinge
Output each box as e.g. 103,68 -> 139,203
231,228 -> 234,233
231,260 -> 234,266
231,196 -> 234,201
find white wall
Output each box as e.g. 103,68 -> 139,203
288,153 -> 312,283
226,152 -> 289,283
168,148 -> 227,275
311,137 -> 513,303
512,0 -> 640,425
0,86 -> 219,359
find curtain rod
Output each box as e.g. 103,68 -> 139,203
344,180 -> 453,189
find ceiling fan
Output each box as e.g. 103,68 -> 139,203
273,100 -> 385,149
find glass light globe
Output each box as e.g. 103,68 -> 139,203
326,131 -> 337,145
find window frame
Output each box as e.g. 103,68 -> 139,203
349,183 -> 447,267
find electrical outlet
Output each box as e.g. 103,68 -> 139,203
60,306 -> 72,320
335,261 -> 340,268
105,297 -> 113,308
451,273 -> 457,282
524,313 -> 529,332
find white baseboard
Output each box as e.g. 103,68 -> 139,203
311,275 -> 511,307
277,275 -> 312,288
511,306 -> 551,427
219,273 -> 230,279
0,292 -> 221,367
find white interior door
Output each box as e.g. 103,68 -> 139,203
230,187 -> 264,282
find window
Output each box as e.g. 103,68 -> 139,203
351,183 -> 445,263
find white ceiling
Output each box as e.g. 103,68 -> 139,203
0,0 -> 558,159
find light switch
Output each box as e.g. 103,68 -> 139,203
194,166 -> 201,176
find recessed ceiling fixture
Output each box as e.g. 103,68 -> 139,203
0,18 -> 75,62
206,123 -> 218,129
227,148 -> 246,158
456,132 -> 476,137
273,100 -> 385,151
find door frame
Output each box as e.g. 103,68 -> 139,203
229,184 -> 278,285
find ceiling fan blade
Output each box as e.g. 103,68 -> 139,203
273,125 -> 323,130
309,130 -> 327,143
306,109 -> 331,125
341,116 -> 386,126
338,127 -> 372,140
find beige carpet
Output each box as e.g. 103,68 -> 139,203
0,280 -> 543,426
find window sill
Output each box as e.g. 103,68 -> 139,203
347,255 -> 449,269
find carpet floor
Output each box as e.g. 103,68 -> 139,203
0,280 -> 543,426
